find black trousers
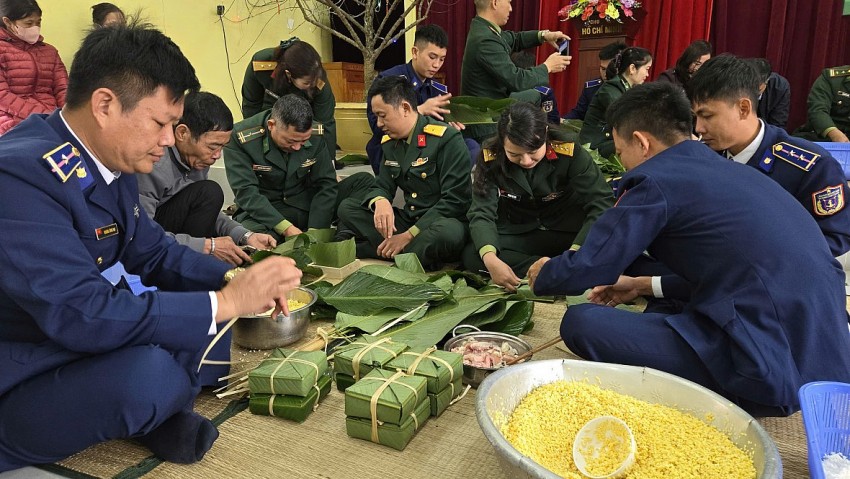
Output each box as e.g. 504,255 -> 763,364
153,180 -> 224,238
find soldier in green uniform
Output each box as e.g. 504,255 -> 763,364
337,76 -> 471,269
580,47 -> 653,157
798,66 -> 850,142
460,0 -> 571,143
241,38 -> 338,158
465,102 -> 614,291
225,94 -> 372,240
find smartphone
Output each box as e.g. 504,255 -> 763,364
558,39 -> 570,56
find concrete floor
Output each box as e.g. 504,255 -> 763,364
0,468 -> 61,478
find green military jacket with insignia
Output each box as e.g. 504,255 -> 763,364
241,47 -> 337,153
460,16 -> 549,99
807,66 -> 850,137
579,75 -> 629,158
224,110 -> 338,231
365,114 -> 471,231
468,137 -> 614,253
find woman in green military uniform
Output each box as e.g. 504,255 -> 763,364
464,102 -> 614,291
579,47 -> 652,157
241,38 -> 337,158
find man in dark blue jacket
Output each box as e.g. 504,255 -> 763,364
0,24 -> 301,471
529,82 -> 850,417
563,41 -> 626,120
749,58 -> 791,129
366,25 -> 479,173
689,55 -> 850,257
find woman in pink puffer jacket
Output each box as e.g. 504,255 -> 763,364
0,0 -> 67,135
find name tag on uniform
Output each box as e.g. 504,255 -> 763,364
252,164 -> 273,172
411,157 -> 429,167
384,160 -> 400,167
95,223 -> 119,240
499,189 -> 520,201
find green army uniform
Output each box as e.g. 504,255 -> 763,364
224,110 -> 339,239
463,138 -> 614,276
802,66 -> 850,140
579,75 -> 629,158
241,47 -> 337,153
460,16 -> 549,144
337,115 -> 472,269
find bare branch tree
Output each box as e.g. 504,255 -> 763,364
292,0 -> 435,98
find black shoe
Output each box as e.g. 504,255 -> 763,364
333,225 -> 356,242
334,159 -> 345,170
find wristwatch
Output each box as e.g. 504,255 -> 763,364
240,231 -> 254,246
223,267 -> 246,285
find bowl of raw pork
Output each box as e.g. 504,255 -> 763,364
443,326 -> 532,388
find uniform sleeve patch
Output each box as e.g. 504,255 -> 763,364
42,142 -> 81,183
551,141 -> 575,156
773,142 -> 819,171
423,124 -> 447,137
252,61 -> 277,72
813,184 -> 845,216
237,126 -> 265,144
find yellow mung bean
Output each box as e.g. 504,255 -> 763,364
502,380 -> 755,478
287,299 -> 307,312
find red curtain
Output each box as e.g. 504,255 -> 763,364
422,1 -> 541,94
712,0 -> 850,131
537,0 -> 713,117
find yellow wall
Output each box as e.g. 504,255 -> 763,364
38,0 -> 331,118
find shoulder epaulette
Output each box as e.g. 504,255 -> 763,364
585,78 -> 603,88
423,124 -> 447,137
236,126 -> 265,144
829,66 -> 850,78
381,135 -> 392,144
42,142 -> 81,183
312,122 -> 324,136
316,78 -> 326,90
483,149 -> 496,162
551,141 -> 575,156
252,61 -> 277,72
431,81 -> 448,94
772,142 -> 819,171
535,86 -> 552,95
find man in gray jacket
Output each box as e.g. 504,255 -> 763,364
138,91 -> 276,265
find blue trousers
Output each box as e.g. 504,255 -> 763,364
561,303 -> 787,417
0,345 -> 201,470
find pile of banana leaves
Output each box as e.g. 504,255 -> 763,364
307,254 -> 542,350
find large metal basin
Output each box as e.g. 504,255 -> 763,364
476,359 -> 782,478
232,287 -> 316,350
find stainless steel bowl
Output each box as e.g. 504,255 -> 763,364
443,329 -> 532,388
232,287 -> 317,350
476,359 -> 782,479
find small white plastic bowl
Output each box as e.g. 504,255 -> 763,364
572,416 -> 636,479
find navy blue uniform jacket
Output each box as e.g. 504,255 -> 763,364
0,112 -> 231,397
534,140 -> 850,410
563,78 -> 602,120
757,72 -> 791,129
748,123 -> 850,257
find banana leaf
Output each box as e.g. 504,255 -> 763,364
473,300 -> 535,336
436,270 -> 490,289
283,228 -> 335,245
516,284 -> 556,303
443,96 -> 517,125
308,238 -> 355,268
560,119 -> 583,134
357,264 -> 429,284
376,295 -> 506,348
334,304 -> 429,334
582,143 -> 625,177
426,273 -> 454,293
317,271 -> 446,315
394,253 -> 425,274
